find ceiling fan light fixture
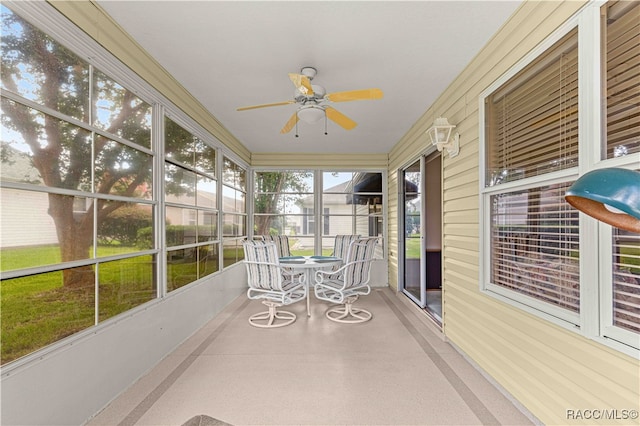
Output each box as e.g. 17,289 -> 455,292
297,105 -> 325,123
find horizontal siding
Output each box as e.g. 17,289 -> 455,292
389,0 -> 638,424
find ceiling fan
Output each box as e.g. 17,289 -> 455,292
236,67 -> 383,135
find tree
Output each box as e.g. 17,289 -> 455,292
1,8 -> 153,288
253,171 -> 312,235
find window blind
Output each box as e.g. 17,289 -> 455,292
485,28 -> 579,187
612,218 -> 640,333
604,0 -> 640,158
490,182 -> 580,313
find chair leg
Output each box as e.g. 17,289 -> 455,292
249,301 -> 296,328
325,295 -> 372,323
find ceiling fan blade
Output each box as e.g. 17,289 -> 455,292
325,107 -> 357,130
325,88 -> 383,103
288,73 -> 314,96
280,112 -> 299,134
237,100 -> 295,111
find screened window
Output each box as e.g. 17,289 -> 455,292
222,157 -> 246,266
0,4 -> 157,365
322,172 -> 384,257
164,117 -> 219,291
481,0 -> 640,352
252,170 -> 385,257
254,171 -> 314,255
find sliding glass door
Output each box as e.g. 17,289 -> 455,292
401,153 -> 443,323
402,159 -> 425,307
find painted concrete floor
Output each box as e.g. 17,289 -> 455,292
88,288 -> 535,426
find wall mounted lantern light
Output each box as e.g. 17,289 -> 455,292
565,168 -> 640,233
426,117 -> 459,158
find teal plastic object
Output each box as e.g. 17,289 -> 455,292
565,168 -> 640,232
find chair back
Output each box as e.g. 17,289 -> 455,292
262,235 -> 291,257
343,238 -> 378,288
332,234 -> 361,262
242,240 -> 284,291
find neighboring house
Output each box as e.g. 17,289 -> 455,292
0,143 -> 57,248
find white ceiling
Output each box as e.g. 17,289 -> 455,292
96,1 -> 522,154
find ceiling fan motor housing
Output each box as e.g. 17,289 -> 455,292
294,84 -> 326,104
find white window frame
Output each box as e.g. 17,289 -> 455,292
479,1 -> 639,357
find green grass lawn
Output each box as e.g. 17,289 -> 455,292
0,244 -> 233,365
1,240 -> 638,364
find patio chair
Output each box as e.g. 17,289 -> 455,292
242,240 -> 306,328
314,237 -> 378,323
332,234 -> 361,261
328,234 -> 361,279
262,234 -> 292,257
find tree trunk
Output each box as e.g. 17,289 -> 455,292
49,193 -> 95,289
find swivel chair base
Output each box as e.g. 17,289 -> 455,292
325,296 -> 372,323
249,301 -> 296,328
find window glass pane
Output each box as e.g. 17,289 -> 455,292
197,211 -> 217,242
223,238 -> 243,267
485,29 -> 579,186
612,228 -> 640,333
222,186 -> 246,213
1,98 -> 92,191
223,214 -> 246,237
167,248 -> 197,292
166,206 -> 197,247
95,135 -> 152,199
254,171 -> 313,236
199,244 -> 219,278
93,69 -> 151,148
97,201 -> 153,253
0,191 -> 96,271
235,164 -> 246,192
165,163 -> 196,206
196,175 -> 217,208
222,157 -> 235,187
322,172 -> 384,239
165,116 -> 195,167
1,5 -> 89,122
603,1 -> 640,159
195,138 -> 215,176
223,157 -> 246,191
256,171 -> 313,193
490,182 -> 580,312
1,267 -> 95,365
323,171 -> 353,191
98,255 -> 155,321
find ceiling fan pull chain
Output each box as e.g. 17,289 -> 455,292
295,117 -> 299,137
324,113 -> 328,135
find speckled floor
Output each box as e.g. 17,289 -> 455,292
88,288 -> 534,426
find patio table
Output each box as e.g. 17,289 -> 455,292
279,256 -> 342,317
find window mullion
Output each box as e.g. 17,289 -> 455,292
577,3 -> 602,338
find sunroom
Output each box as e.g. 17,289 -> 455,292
1,1 -> 638,425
